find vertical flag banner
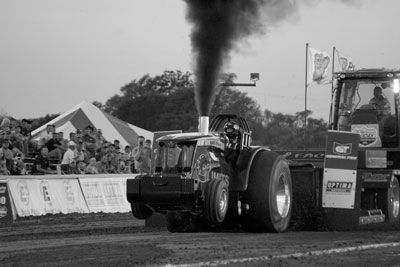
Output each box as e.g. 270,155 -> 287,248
308,47 -> 331,85
336,49 -> 355,71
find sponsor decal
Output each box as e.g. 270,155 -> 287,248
0,196 -> 5,205
0,206 -> 7,218
0,186 -> 6,194
282,151 -> 325,160
362,173 -> 390,182
63,181 -> 75,205
17,181 -> 30,206
351,124 -> 380,147
40,180 -> 55,213
333,142 -> 352,155
40,181 -> 52,204
326,181 -> 353,193
193,154 -> 212,183
210,171 -> 229,186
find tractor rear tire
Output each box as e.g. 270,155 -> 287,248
204,179 -> 229,225
243,150 -> 292,232
387,176 -> 400,224
131,203 -> 153,220
166,212 -> 199,232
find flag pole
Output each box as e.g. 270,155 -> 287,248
329,47 -> 336,128
331,47 -> 335,93
304,42 -> 309,150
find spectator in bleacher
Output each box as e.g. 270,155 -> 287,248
19,119 -> 34,153
85,157 -> 99,174
61,141 -> 77,174
69,132 -> 77,143
58,132 -> 68,151
0,138 -> 24,175
9,126 -> 24,153
120,145 -> 133,173
0,158 -> 9,175
16,122 -> 29,154
46,132 -> 64,163
95,142 -> 107,162
82,125 -> 96,156
32,147 -> 56,175
76,140 -> 89,164
76,161 -> 86,174
145,139 -> 153,171
0,139 -> 12,175
105,144 -> 118,173
9,118 -> 18,130
114,139 -> 121,150
133,135 -> 151,173
94,129 -> 105,149
39,124 -> 55,147
0,118 -> 11,141
20,119 -> 33,137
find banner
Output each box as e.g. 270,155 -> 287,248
322,131 -> 360,209
8,178 -> 89,217
336,49 -> 355,71
79,175 -> 136,213
308,47 -> 331,85
0,181 -> 13,222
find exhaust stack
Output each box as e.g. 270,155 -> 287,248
199,116 -> 209,134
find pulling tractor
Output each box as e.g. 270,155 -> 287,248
127,115 -> 292,232
127,68 -> 400,232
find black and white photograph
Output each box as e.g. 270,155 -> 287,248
1,0 -> 400,266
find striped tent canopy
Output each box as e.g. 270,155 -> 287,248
31,101 -> 153,148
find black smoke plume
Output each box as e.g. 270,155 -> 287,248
184,0 -> 359,116
184,0 -> 267,116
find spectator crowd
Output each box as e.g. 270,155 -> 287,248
0,117 -> 152,176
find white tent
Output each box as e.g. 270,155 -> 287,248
31,101 -> 153,148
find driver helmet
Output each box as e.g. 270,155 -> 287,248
224,121 -> 240,139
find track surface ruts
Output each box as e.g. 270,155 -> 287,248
1,214 -> 400,266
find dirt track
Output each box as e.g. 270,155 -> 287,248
1,213 -> 400,266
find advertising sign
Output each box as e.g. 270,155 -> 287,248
79,176 -> 133,213
322,130 -> 360,209
8,178 -> 88,217
0,181 -> 13,223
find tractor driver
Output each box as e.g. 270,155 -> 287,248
224,121 -> 240,166
369,86 -> 391,118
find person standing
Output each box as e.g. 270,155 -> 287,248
0,139 -> 13,175
132,136 -> 147,173
61,141 -> 77,174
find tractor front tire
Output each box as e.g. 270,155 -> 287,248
204,179 -> 229,225
387,176 -> 400,224
131,203 -> 153,220
243,150 -> 292,232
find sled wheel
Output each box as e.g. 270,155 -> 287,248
131,203 -> 153,220
204,179 -> 229,225
387,176 -> 400,223
243,150 -> 292,232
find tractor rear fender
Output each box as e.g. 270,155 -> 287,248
231,146 -> 269,191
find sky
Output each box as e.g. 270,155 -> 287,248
1,0 -> 400,121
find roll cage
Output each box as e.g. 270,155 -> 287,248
209,114 -> 252,149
